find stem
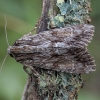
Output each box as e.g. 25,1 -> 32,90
37,0 -> 50,33
22,0 -> 92,100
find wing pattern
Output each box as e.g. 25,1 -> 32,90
8,24 -> 96,73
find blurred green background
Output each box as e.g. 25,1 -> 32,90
0,0 -> 100,100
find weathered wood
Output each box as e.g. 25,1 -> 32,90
37,0 -> 50,33
21,76 -> 40,100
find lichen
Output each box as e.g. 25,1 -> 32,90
37,70 -> 83,100
48,0 -> 91,28
48,14 -> 65,28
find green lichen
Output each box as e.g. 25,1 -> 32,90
56,1 -> 70,15
49,14 -> 65,28
48,0 -> 91,28
38,70 -> 83,100
64,0 -> 91,25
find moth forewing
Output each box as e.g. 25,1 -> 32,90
8,24 -> 96,74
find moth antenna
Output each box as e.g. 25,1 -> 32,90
31,18 -> 40,33
4,15 -> 9,47
0,16 -> 9,74
0,54 -> 8,74
30,27 -> 37,33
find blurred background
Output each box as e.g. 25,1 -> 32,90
0,0 -> 100,100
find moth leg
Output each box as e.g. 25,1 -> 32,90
23,64 -> 39,77
31,18 -> 40,33
23,66 -> 32,76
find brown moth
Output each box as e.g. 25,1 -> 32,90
8,24 -> 96,74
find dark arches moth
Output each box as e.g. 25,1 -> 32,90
8,24 -> 96,74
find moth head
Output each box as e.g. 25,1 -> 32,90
7,46 -> 15,58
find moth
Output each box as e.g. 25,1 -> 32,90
8,24 -> 96,74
